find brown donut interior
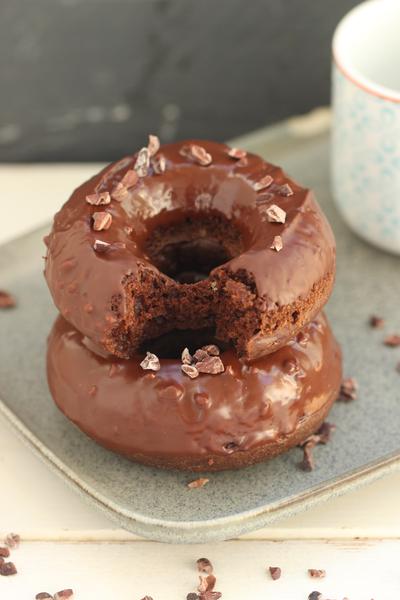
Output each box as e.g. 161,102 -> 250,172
109,209 -> 262,359
143,212 -> 244,283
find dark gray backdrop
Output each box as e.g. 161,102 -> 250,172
1,0 -> 358,162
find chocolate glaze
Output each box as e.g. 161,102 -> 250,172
44,140 -> 336,358
47,313 -> 342,467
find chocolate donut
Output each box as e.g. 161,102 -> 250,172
47,312 -> 342,472
44,139 -> 336,361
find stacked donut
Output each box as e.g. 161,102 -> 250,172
44,138 -> 342,471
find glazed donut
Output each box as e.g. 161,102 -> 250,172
47,312 -> 342,472
44,139 -> 336,361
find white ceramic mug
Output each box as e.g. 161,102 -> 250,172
332,0 -> 400,254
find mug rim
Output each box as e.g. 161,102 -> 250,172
332,0 -> 400,103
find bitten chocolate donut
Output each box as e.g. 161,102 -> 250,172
44,138 -> 336,360
47,312 -> 342,472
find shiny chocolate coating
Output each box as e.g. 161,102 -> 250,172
44,140 -> 336,359
47,313 -> 342,468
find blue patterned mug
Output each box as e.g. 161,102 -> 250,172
332,0 -> 400,254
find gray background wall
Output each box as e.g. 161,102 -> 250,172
1,0 -> 359,162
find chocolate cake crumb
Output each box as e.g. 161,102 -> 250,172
187,477 -> 209,489
148,134 -> 160,157
85,191 -> 111,206
92,211 -> 112,231
180,144 -> 212,166
152,155 -> 166,174
308,569 -> 326,578
227,147 -> 247,160
140,352 -> 161,371
278,183 -> 294,196
253,174 -> 273,191
187,594 -> 199,600
140,596 -> 154,600
181,347 -> 193,364
4,533 -> 20,549
270,235 -> 283,252
339,378 -> 358,402
269,566 -> 281,580
0,561 -> 17,576
384,334 -> 400,347
196,356 -> 224,375
35,594 -> 54,599
308,592 -> 322,600
0,547 -> 10,558
134,147 -> 151,177
0,290 -> 16,309
265,204 -> 286,224
197,558 -> 213,574
202,344 -> 220,356
54,590 -> 74,600
369,315 -> 384,328
210,281 -> 218,292
182,364 -> 199,379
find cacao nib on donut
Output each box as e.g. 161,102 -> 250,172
181,347 -> 193,365
93,239 -> 111,253
181,364 -> 199,379
85,191 -> 111,206
193,349 -> 209,362
180,144 -> 212,166
278,183 -> 294,196
92,211 -> 112,231
134,147 -> 151,177
196,356 -> 224,375
202,344 -> 220,356
152,154 -> 166,174
148,134 -> 160,157
111,181 -> 130,202
140,352 -> 160,371
253,174 -> 273,191
227,147 -> 247,160
265,204 -> 286,224
120,169 -> 139,188
270,235 -> 283,252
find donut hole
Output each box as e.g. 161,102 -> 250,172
144,213 -> 244,284
141,327 -> 226,359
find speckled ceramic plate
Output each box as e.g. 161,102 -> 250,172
1,119 -> 400,543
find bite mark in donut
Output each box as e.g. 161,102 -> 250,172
44,139 -> 336,361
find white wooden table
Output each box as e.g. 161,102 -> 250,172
1,161 -> 400,599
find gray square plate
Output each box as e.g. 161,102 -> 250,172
1,122 -> 400,543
